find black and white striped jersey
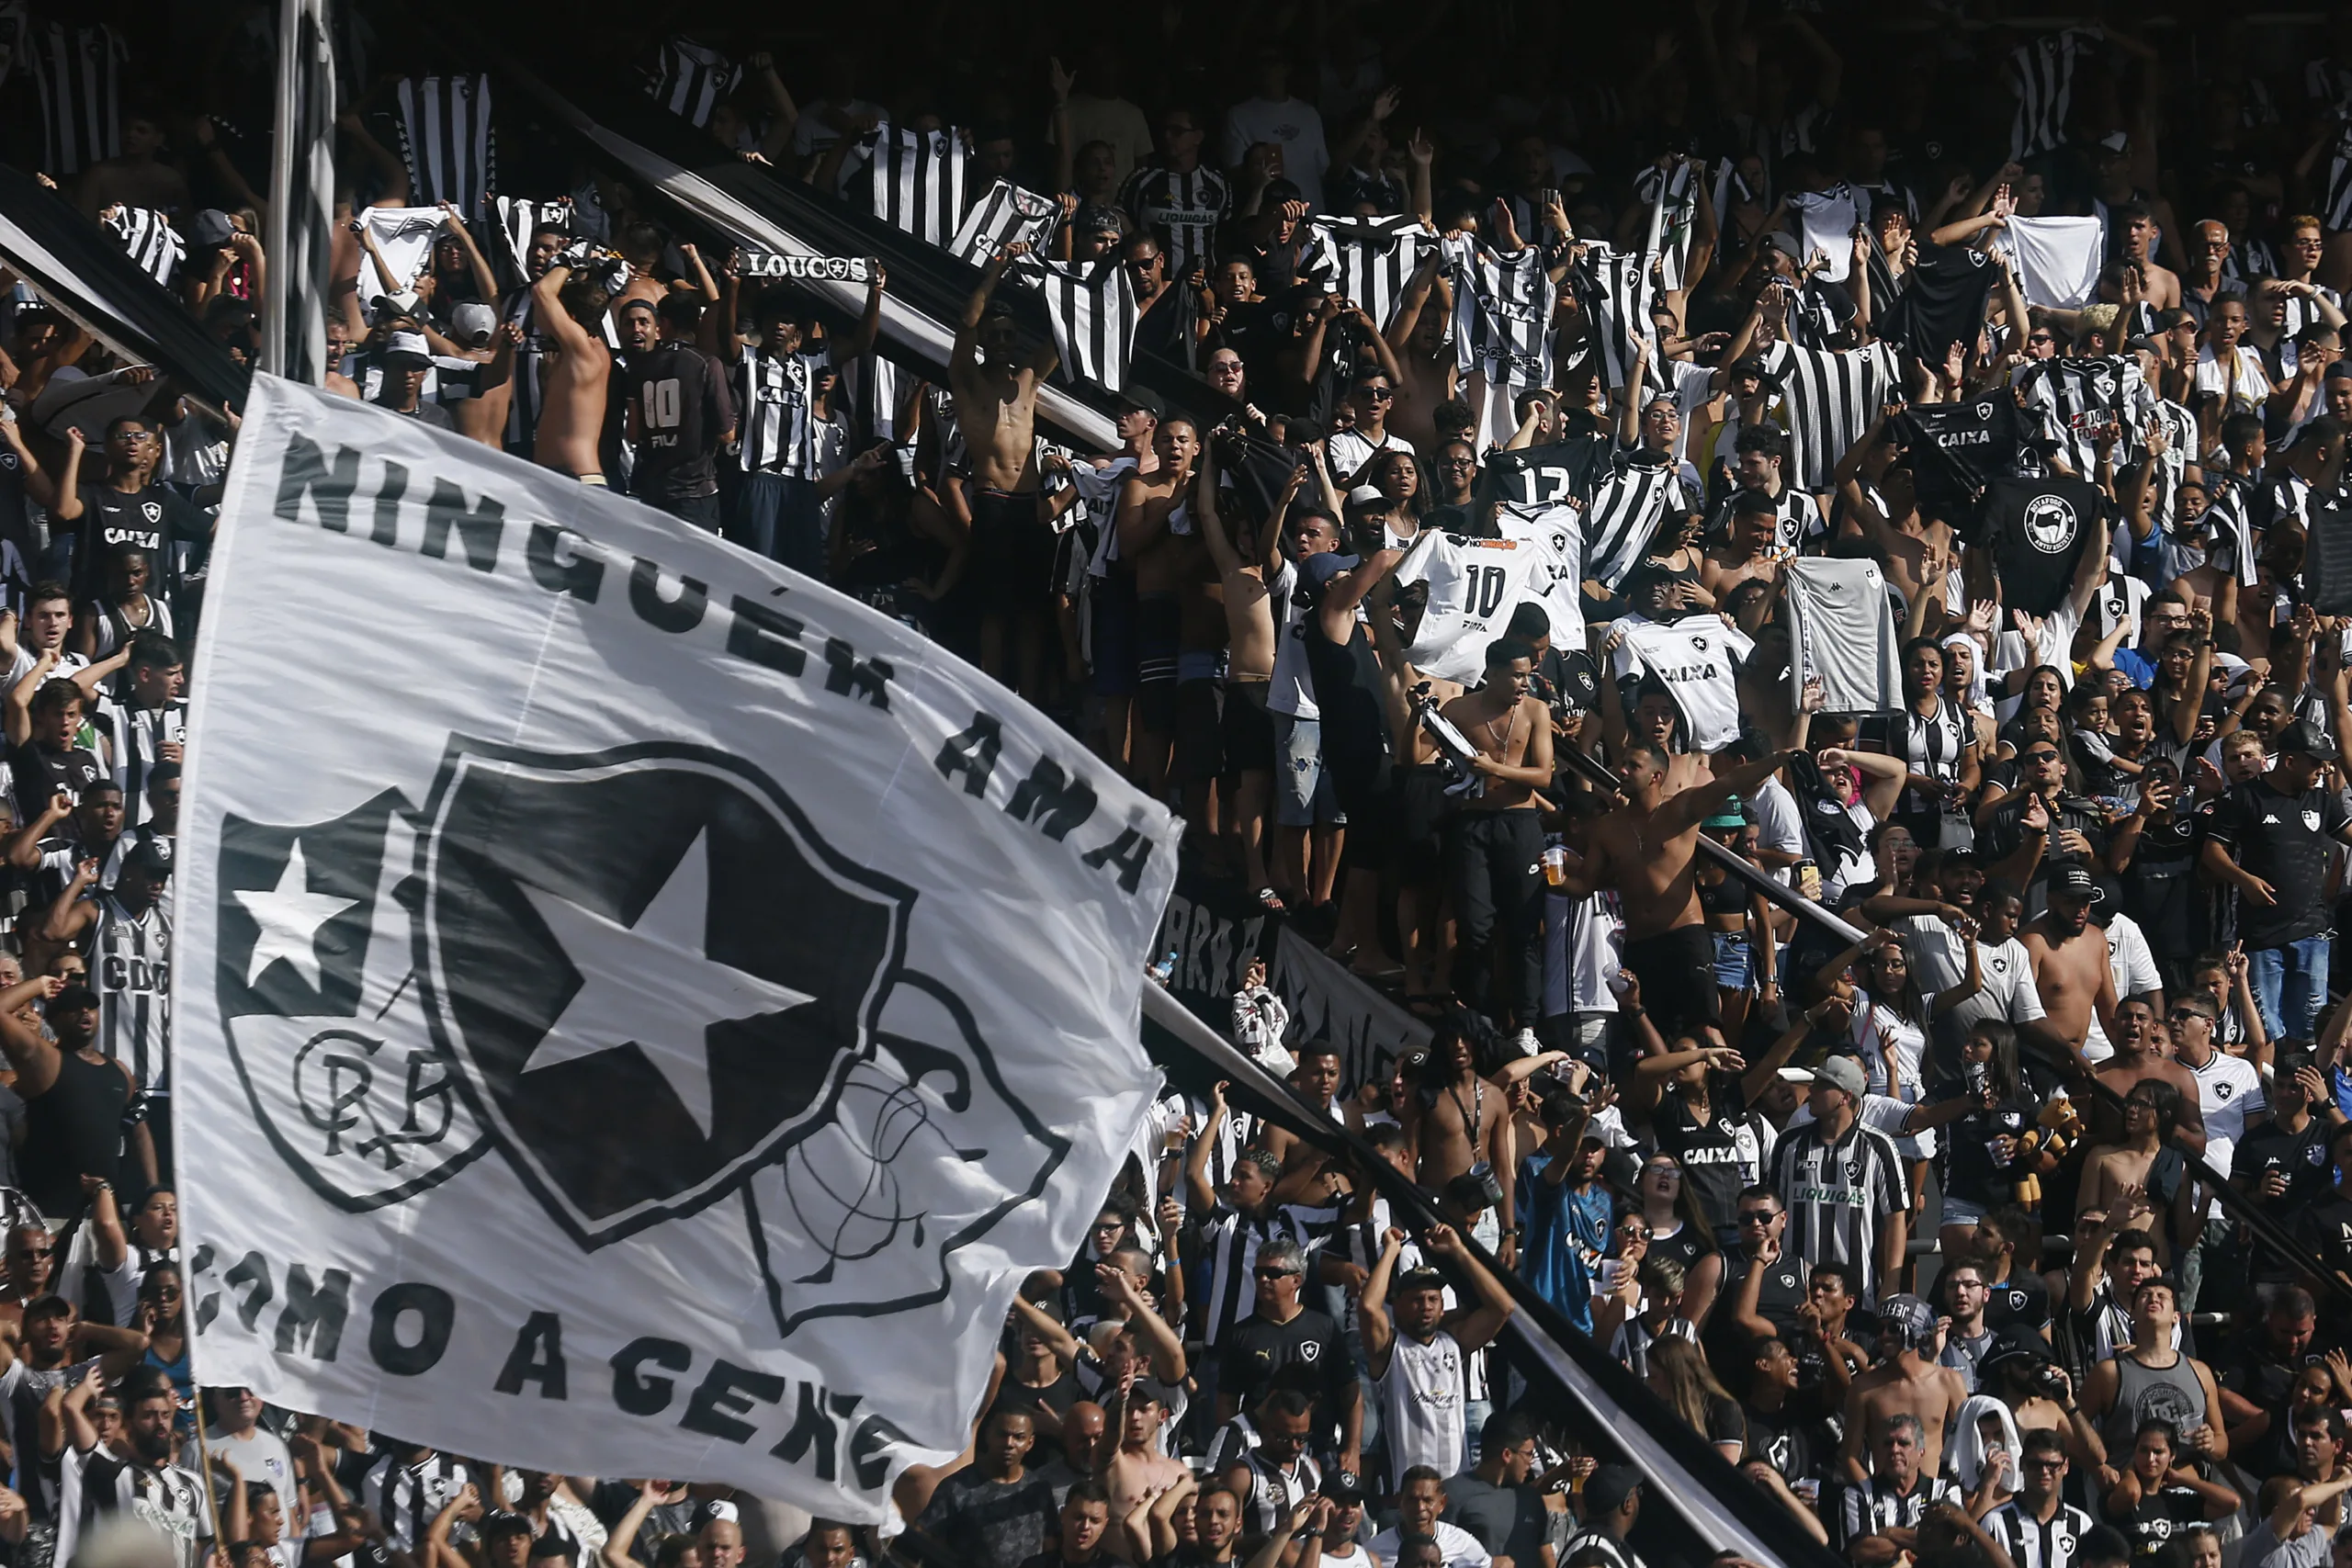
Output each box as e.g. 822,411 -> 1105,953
732,347 -> 831,479
102,209 -> 184,289
1834,1475 -> 1959,1553
24,21 -> 125,178
1451,239 -> 1555,390
1708,484 -> 1822,556
0,1356 -> 98,1513
2006,30 -> 2096,161
2014,355 -> 2144,482
1770,1116 -> 1910,1303
393,75 -> 494,216
92,896 -> 170,1096
1118,164 -> 1230,278
359,1451 -> 474,1553
1193,1202 -> 1320,1348
1770,341 -> 1900,492
58,1447 -> 209,1568
1986,1500 -> 2096,1568
1584,452 -> 1692,592
1020,258 -> 1139,394
865,125 -> 967,249
950,180 -> 1061,267
1299,214 -> 1432,334
93,694 -> 186,824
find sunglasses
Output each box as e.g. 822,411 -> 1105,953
1254,1266 -> 1299,1280
2020,750 -> 2060,762
1737,1211 -> 1778,1225
2166,1008 -> 2209,1023
1618,1223 -> 1651,1237
1358,386 -> 1395,400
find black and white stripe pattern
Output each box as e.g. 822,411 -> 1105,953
1300,213 -> 1434,333
102,208 -> 183,288
59,1450 -> 208,1568
277,0 -> 339,385
94,895 -> 169,1094
644,38 -> 739,130
1578,243 -> 1656,394
27,21 -> 125,179
1116,164 -> 1229,276
1194,1204 -> 1318,1348
2007,29 -> 2097,160
734,346 -> 829,477
1450,239 -> 1555,390
949,179 -> 1060,266
94,695 -> 185,825
492,197 -> 571,288
1768,340 -> 1898,491
1835,1477 -> 1961,1554
1985,1501 -> 2095,1568
866,125 -> 968,249
361,1453 -> 475,1553
1583,454 -> 1688,590
2014,354 -> 2143,481
393,75 -> 495,217
1019,257 -> 1138,393
1632,160 -> 1699,293
2325,125 -> 2352,235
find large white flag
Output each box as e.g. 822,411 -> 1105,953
175,375 -> 1177,1519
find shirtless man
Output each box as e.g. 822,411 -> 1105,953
1701,489 -> 1788,603
1835,417 -> 1955,620
1196,447 -> 1284,899
1565,742 -> 1798,1047
1838,1292 -> 1969,1486
2089,998 -> 2209,1156
1434,638 -> 1555,1048
1414,1022 -> 1516,1265
1383,251 -> 1456,454
950,241 -> 1062,698
1115,417 -> 1204,798
2022,863 -> 2119,1073
2112,205 -> 2184,314
527,259 -> 614,484
1102,1378 -> 1189,1531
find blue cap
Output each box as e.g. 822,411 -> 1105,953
1299,551 -> 1360,588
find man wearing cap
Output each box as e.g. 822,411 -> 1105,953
2021,863 -> 2119,1068
366,331 -> 454,430
1361,1224 -> 1513,1489
1561,1462 -> 1644,1568
1836,1292 -> 1968,1486
1769,1055 -> 1909,1306
2201,716 -> 2352,1040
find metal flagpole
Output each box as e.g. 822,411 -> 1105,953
191,1386 -> 230,1551
260,0 -> 301,377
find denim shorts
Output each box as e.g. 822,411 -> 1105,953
1274,713 -> 1346,829
1711,929 -> 1753,990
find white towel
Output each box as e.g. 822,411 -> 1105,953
1951,1393 -> 2022,1493
354,206 -> 443,306
2005,216 -> 2105,310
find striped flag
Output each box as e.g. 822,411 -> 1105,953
1632,160 -> 1698,293
27,21 -> 125,178
865,125 -> 967,249
101,206 -> 183,288
1300,213 -> 1434,332
949,180 -> 1059,266
393,74 -> 494,217
265,0 -> 339,385
1016,257 -> 1138,393
1766,341 -> 1899,492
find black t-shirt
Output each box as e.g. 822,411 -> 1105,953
1480,437 -> 1611,508
1880,243 -> 2000,364
2239,1118 -> 2335,1280
1647,1217 -> 1717,1278
377,395 -> 455,430
916,1469 -> 1060,1568
2206,779 -> 2352,947
1652,1077 -> 1753,1228
1442,1473 -> 1548,1562
8,740 -> 104,817
1216,1305 -> 1351,1415
2103,1482 -> 2205,1558
1898,396 -> 2025,523
626,342 -> 732,502
1939,1093 -> 2041,1211
2221,1338 -> 2330,1480
1982,1268 -> 2052,1336
1740,1396 -> 1817,1487
1985,476 -> 2103,615
67,482 -> 207,606
2120,811 -> 2204,968
2291,1193 -> 2352,1287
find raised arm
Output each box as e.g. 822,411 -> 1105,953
1356,1226 -> 1403,1375
1424,1222 -> 1513,1352
1183,1080 -> 1227,1214
843,262 -> 888,362
530,263 -> 599,356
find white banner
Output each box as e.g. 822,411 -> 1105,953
175,375 -> 1177,1520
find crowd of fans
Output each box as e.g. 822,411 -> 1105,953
18,3 -> 2352,1568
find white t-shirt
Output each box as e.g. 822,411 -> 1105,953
1265,558 -> 1318,720
1747,774 -> 1807,886
1326,426 -> 1413,484
179,1426 -> 299,1519
2083,914 -> 2164,1060
2185,1046 -> 2265,1184
1222,97 -> 1332,209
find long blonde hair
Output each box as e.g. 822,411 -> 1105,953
1647,1336 -> 1734,1439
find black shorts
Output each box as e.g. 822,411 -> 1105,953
1393,762 -> 1453,884
967,489 -> 1054,608
1333,757 -> 1396,875
1221,680 -> 1277,775
1174,679 -> 1226,784
1623,924 -> 1723,1042
1136,593 -> 1182,730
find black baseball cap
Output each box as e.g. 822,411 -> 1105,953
2049,863 -> 2096,901
1114,387 -> 1164,417
1586,1464 -> 1644,1515
122,842 -> 171,879
2278,717 -> 2342,761
1320,1469 -> 1365,1505
48,986 -> 99,1013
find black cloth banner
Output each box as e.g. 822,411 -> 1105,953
1984,474 -> 2100,615
1898,395 -> 2027,526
